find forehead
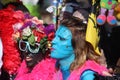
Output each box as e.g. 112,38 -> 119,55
56,25 -> 72,39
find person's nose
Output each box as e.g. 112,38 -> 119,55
51,36 -> 58,44
27,53 -> 33,58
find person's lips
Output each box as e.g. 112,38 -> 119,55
50,47 -> 54,51
26,57 -> 32,61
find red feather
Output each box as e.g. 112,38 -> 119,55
0,7 -> 24,74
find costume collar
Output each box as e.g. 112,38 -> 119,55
15,58 -> 56,80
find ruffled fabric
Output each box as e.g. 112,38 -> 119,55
52,70 -> 63,80
15,58 -> 56,80
68,60 -> 108,80
0,7 -> 24,74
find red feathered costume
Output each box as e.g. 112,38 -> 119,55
0,7 -> 24,75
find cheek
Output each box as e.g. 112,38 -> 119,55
51,46 -> 74,59
58,41 -> 72,50
22,52 -> 28,58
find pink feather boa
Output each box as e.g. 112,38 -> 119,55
68,60 -> 108,80
15,58 -> 57,80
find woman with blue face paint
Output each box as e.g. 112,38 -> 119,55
51,9 -> 112,80
51,9 -> 89,80
51,24 -> 75,80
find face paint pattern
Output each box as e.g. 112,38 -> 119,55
51,25 -> 74,59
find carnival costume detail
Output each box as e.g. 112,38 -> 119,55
15,59 -> 56,80
13,14 -> 55,54
68,60 -> 108,80
13,13 -> 56,80
97,0 -> 117,25
0,6 -> 24,75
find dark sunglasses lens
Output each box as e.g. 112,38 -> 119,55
19,40 -> 27,51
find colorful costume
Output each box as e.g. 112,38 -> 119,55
12,11 -> 56,80
15,58 -> 56,80
0,7 -> 24,75
100,0 -> 116,9
97,0 -> 117,25
68,60 -> 108,80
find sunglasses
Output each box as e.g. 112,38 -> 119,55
19,39 -> 40,53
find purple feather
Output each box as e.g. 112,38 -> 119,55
44,24 -> 55,35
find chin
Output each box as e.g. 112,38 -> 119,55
50,52 -> 61,59
26,61 -> 36,68
50,51 -> 56,58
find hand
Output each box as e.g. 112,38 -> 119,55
102,71 -> 112,76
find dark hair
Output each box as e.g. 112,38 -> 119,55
4,2 -> 29,13
61,16 -> 87,28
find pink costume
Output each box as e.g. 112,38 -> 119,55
15,58 -> 56,80
68,60 -> 108,80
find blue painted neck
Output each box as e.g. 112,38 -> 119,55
59,53 -> 75,70
59,53 -> 75,80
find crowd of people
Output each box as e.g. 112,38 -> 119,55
0,0 -> 120,80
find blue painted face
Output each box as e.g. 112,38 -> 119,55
50,25 -> 74,59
